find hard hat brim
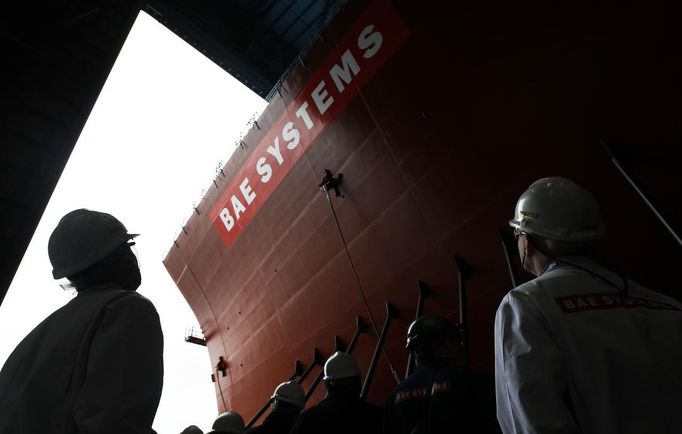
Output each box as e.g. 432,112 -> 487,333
51,232 -> 140,279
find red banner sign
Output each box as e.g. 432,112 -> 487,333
211,0 -> 409,246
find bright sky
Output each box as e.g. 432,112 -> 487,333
0,11 -> 267,433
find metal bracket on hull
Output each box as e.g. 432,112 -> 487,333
211,355 -> 229,382
305,352 -> 332,402
247,350 -> 324,428
246,397 -> 273,429
405,281 -> 430,379
348,316 -> 369,354
216,356 -> 228,377
335,335 -> 345,352
318,169 -> 344,198
499,227 -> 521,288
302,316 -> 369,403
602,140 -> 682,249
289,360 -> 304,381
455,256 -> 471,369
297,348 -> 324,385
360,302 -> 398,400
247,316 -> 373,426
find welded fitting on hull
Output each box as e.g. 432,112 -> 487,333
318,169 -> 344,198
216,356 -> 228,377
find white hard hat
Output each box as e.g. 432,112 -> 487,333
509,177 -> 606,242
207,411 -> 245,434
48,209 -> 138,279
323,351 -> 360,381
271,380 -> 305,408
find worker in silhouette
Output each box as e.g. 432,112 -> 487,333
289,351 -> 382,434
0,209 -> 164,434
384,315 -> 499,434
208,411 -> 245,434
181,425 -> 204,434
495,177 -> 682,433
245,380 -> 305,434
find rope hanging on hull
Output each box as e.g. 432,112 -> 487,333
319,169 -> 400,385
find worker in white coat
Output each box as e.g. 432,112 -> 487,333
495,177 -> 682,434
0,209 -> 164,433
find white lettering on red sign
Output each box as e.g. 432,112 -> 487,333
210,0 -> 409,246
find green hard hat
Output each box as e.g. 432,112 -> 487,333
406,315 -> 459,351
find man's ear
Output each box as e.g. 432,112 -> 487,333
524,235 -> 535,256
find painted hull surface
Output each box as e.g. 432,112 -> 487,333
164,0 -> 682,421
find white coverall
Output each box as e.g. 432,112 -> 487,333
495,256 -> 682,434
0,283 -> 164,434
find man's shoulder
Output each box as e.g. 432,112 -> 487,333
626,281 -> 682,308
390,369 -> 438,405
86,287 -> 156,309
69,288 -> 160,329
498,281 -> 543,312
109,290 -> 155,307
362,400 -> 383,413
244,424 -> 267,434
295,400 -> 328,426
500,262 -> 587,306
396,368 -> 431,390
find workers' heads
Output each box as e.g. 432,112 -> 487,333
406,315 -> 462,368
207,411 -> 245,434
271,380 -> 305,413
180,426 -> 204,434
49,209 -> 140,291
323,351 -> 362,396
510,177 -> 605,274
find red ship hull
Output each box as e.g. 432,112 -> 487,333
164,0 -> 682,422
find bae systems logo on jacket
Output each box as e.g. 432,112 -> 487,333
394,381 -> 453,403
554,292 -> 680,314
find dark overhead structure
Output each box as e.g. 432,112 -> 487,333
145,0 -> 343,100
0,0 -> 342,306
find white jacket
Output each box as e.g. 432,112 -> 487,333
0,284 -> 164,434
495,256 -> 682,434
